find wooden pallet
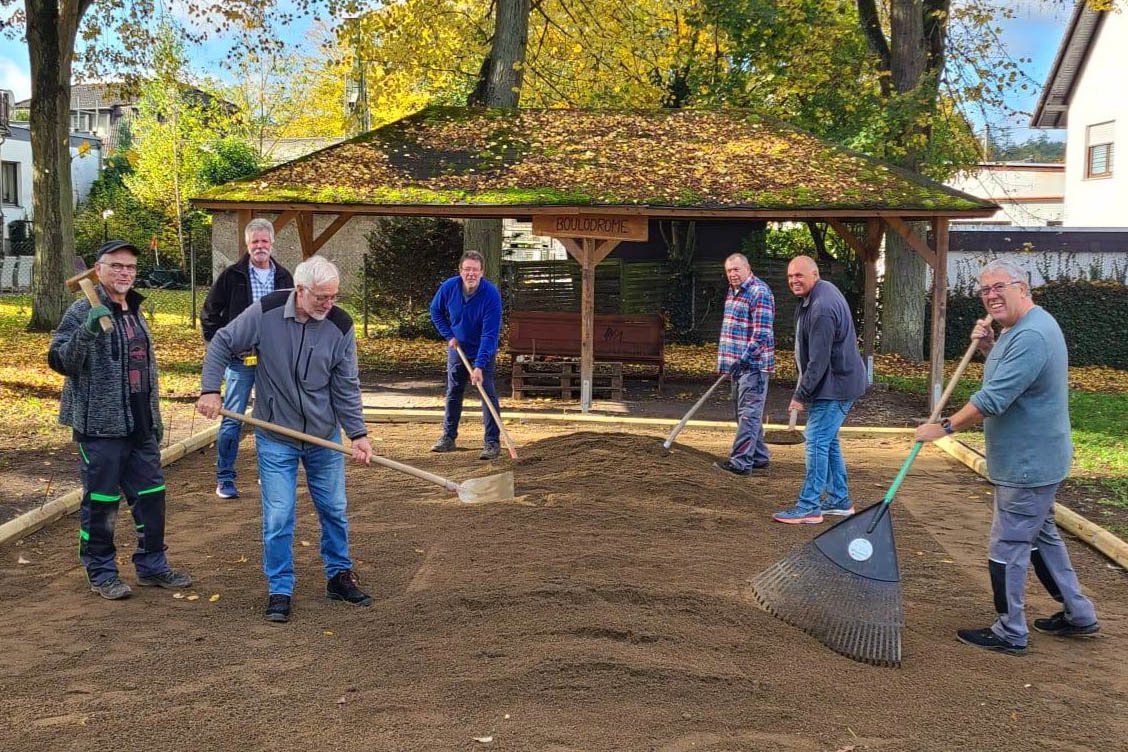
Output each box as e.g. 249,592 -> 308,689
512,359 -> 624,400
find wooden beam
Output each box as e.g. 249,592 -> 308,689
862,218 -> 884,372
884,215 -> 936,267
296,212 -> 315,259
580,238 -> 596,413
272,210 -> 298,234
825,219 -> 869,261
928,218 -> 950,411
591,238 -> 620,265
237,209 -> 252,255
311,212 -> 356,254
191,199 -> 999,222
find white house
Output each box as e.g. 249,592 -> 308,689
946,162 -> 1064,226
0,124 -> 103,254
1032,2 -> 1127,226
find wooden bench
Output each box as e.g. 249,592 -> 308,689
507,310 -> 665,392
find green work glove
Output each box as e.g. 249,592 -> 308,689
84,304 -> 111,335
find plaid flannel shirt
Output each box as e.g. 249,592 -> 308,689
717,273 -> 775,374
249,262 -> 276,303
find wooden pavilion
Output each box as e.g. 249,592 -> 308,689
191,106 -> 997,411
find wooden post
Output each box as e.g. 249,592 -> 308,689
929,218 -> 950,411
237,209 -> 252,256
580,238 -> 596,412
863,219 -> 882,382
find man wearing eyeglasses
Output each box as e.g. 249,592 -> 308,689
48,240 -> 193,600
200,218 -> 294,500
197,255 -> 374,624
915,259 -> 1099,655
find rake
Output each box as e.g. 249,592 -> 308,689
750,317 -> 990,667
219,409 -> 515,504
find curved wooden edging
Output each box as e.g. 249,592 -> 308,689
0,425 -> 220,548
936,436 -> 1128,569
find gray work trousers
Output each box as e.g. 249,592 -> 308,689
729,368 -> 769,470
988,482 -> 1097,646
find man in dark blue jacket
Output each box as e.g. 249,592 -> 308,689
429,251 -> 504,460
773,255 -> 868,524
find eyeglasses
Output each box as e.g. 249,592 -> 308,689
300,286 -> 338,305
101,262 -> 138,274
977,281 -> 1023,297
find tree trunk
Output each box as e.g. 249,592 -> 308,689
879,228 -> 926,360
26,0 -> 85,331
465,0 -> 530,281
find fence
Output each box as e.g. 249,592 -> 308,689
0,255 -> 33,292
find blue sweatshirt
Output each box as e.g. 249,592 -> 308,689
969,306 -> 1072,488
429,276 -> 503,368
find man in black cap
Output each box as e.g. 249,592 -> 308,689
48,240 -> 192,600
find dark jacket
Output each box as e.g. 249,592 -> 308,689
48,286 -> 163,438
201,290 -> 367,445
200,254 -> 293,342
793,279 -> 867,404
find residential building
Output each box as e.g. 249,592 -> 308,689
946,162 -> 1064,226
1032,3 -> 1127,226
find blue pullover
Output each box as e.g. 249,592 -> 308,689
429,276 -> 503,368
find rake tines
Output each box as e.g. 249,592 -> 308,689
750,502 -> 904,667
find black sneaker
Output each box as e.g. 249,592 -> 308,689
479,442 -> 500,460
137,569 -> 193,589
1033,611 -> 1100,638
327,570 -> 373,607
265,594 -> 291,623
91,577 -> 132,600
714,459 -> 750,476
956,627 -> 1027,656
431,436 -> 456,453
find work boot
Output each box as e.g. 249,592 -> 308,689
137,569 -> 193,589
1033,611 -> 1100,638
479,442 -> 500,460
91,577 -> 132,600
956,627 -> 1027,656
431,436 -> 456,453
265,594 -> 291,623
714,459 -> 750,476
327,570 -> 373,607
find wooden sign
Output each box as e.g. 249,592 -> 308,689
533,214 -> 649,242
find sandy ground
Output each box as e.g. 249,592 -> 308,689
1,422 -> 1125,752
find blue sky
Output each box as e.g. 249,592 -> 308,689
0,1 -> 1074,141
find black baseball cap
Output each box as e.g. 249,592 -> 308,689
95,239 -> 140,259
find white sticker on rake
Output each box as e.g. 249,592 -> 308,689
848,538 -> 874,562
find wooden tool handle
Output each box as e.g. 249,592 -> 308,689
455,344 -> 518,459
219,409 -> 459,493
787,408 -> 798,431
663,372 -> 729,449
77,277 -> 114,332
926,314 -> 993,424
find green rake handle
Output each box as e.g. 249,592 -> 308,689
865,315 -> 993,534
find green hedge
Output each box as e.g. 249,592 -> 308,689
927,281 -> 1128,368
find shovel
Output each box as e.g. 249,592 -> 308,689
454,344 -> 518,459
764,408 -> 805,445
219,409 -> 514,504
663,373 -> 729,450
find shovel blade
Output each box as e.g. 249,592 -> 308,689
763,429 -> 805,445
457,471 -> 515,504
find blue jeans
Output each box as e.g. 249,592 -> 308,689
729,367 -> 770,470
216,359 -> 256,483
255,428 -> 353,595
796,399 -> 855,512
442,350 -> 500,444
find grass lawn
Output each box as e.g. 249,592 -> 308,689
2,290 -> 1126,537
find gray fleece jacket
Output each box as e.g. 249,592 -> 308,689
201,289 -> 367,446
48,286 -> 163,438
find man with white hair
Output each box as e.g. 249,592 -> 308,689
197,256 -> 374,624
200,218 -> 294,499
916,259 -> 1099,655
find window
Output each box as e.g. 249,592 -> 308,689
1,161 -> 17,205
1086,121 -> 1115,178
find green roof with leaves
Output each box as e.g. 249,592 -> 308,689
195,106 -> 995,215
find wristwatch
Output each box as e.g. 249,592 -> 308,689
941,418 -> 954,435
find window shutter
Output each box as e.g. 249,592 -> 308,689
1088,121 -> 1115,146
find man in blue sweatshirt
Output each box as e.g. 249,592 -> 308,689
916,259 -> 1098,655
429,251 -> 504,460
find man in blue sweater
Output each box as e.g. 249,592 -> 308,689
429,251 -> 504,460
916,259 -> 1098,655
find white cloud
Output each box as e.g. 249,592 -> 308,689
0,55 -> 31,101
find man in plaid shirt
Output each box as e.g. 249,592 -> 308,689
715,253 -> 776,475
